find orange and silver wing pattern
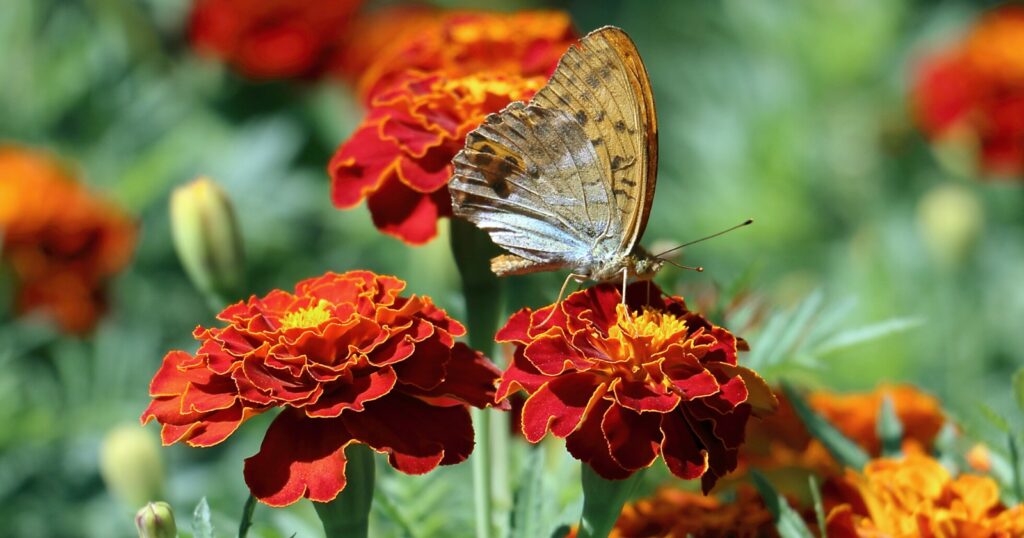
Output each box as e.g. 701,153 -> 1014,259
450,101 -> 614,273
531,25 -> 658,255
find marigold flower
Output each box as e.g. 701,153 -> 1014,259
0,145 -> 136,333
742,384 -> 945,474
606,486 -> 777,538
188,0 -> 363,80
334,9 -> 576,102
140,271 -> 505,506
912,5 -> 1024,178
824,453 -> 1024,538
329,71 -> 544,244
496,282 -> 776,492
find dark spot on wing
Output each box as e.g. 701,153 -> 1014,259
489,174 -> 511,198
484,114 -> 502,125
479,144 -> 496,155
611,156 -> 624,170
586,74 -> 600,88
614,120 -> 627,132
526,163 -> 540,179
612,188 -> 634,199
620,178 -> 637,187
472,151 -> 493,166
575,110 -> 587,126
591,138 -> 603,146
466,132 -> 484,145
595,110 -> 605,122
503,155 -> 519,169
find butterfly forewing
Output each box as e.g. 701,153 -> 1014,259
532,26 -> 658,254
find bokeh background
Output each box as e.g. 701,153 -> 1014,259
2,0 -> 1022,536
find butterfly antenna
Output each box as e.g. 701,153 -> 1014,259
662,259 -> 704,272
654,218 -> 754,258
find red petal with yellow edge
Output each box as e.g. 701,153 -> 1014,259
343,393 -> 473,474
612,379 -> 680,413
366,174 -> 446,245
496,347 -> 550,401
565,398 -> 631,480
406,343 -> 504,409
521,373 -> 605,442
601,404 -> 662,471
391,335 -> 449,390
330,123 -> 397,209
495,309 -> 533,343
303,367 -> 397,418
660,412 -> 708,480
523,328 -> 590,375
396,147 -> 457,193
243,408 -> 354,507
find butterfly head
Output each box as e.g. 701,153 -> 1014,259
630,248 -> 666,280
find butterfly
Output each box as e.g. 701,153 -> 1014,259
450,26 -> 739,299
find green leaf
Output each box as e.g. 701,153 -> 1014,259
814,317 -> 922,356
808,475 -> 827,538
313,443 -> 375,538
237,494 -> 256,538
576,464 -> 643,538
192,497 -> 214,538
751,471 -> 816,538
877,395 -> 904,457
979,403 -> 1011,434
1013,369 -> 1024,414
510,447 -> 547,538
1010,434 -> 1023,503
782,382 -> 870,470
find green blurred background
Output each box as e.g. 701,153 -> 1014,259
1,0 -> 1022,536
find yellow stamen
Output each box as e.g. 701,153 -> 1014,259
280,299 -> 332,330
609,304 -> 687,352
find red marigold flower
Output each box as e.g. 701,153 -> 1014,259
912,5 -> 1024,178
188,0 -> 363,80
329,71 -> 545,244
607,486 -> 777,538
496,282 -> 776,492
332,9 -> 577,102
0,145 -> 136,334
140,271 -> 505,506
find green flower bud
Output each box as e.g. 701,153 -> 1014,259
135,501 -> 177,538
170,177 -> 245,304
100,424 -> 164,508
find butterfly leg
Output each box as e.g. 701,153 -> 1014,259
542,272 -> 588,325
621,267 -> 629,305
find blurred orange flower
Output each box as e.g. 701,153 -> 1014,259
329,71 -> 544,244
188,0 -> 363,80
141,271 -> 505,506
607,486 -> 777,538
333,9 -> 577,102
742,384 -> 945,475
912,5 -> 1024,178
0,146 -> 136,333
824,452 -> 1024,538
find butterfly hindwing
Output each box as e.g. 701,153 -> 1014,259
450,102 -> 616,270
532,26 -> 658,255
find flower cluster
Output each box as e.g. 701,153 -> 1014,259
496,282 -> 776,492
912,4 -> 1024,178
329,71 -> 545,244
335,9 -> 577,102
141,271 -> 504,506
0,145 -> 136,333
824,452 -> 1024,537
188,0 -> 363,79
603,486 -> 777,538
741,384 -> 945,474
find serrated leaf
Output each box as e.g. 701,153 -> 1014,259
192,497 -> 214,538
878,395 -> 904,457
751,471 -> 816,538
782,382 -> 870,470
510,447 -> 546,538
813,317 -> 922,356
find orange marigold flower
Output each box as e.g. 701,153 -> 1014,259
912,5 -> 1024,178
0,145 -> 136,333
334,9 -> 577,102
742,384 -> 945,475
609,486 -> 777,538
188,0 -> 363,80
824,453 -> 1024,538
329,71 -> 544,244
140,271 -> 505,506
496,282 -> 776,492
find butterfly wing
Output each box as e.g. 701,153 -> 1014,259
532,26 -> 658,255
450,102 -> 613,271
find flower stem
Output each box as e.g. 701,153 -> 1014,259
449,218 -> 505,538
237,494 -> 256,538
576,464 -> 643,538
313,443 -> 375,538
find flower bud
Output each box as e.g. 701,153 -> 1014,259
100,424 -> 164,508
917,183 -> 983,265
170,177 -> 245,302
135,501 -> 177,538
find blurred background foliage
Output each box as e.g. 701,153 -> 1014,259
1,0 -> 1022,536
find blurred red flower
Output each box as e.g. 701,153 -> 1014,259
188,0 -> 363,80
333,9 -> 577,102
141,271 -> 505,506
608,486 -> 777,538
496,282 -> 776,492
329,71 -> 544,244
912,5 -> 1024,178
0,145 -> 136,334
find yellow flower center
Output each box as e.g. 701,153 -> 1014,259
445,74 -> 543,104
280,300 -> 332,330
608,304 -> 687,353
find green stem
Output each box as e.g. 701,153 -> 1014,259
237,494 -> 256,538
576,464 -> 643,538
449,218 -> 505,538
313,444 -> 375,538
